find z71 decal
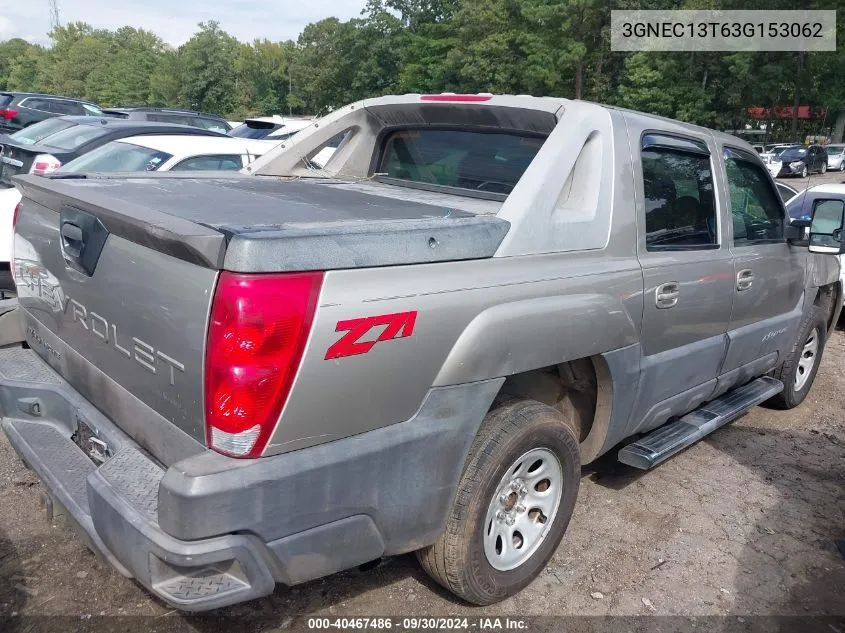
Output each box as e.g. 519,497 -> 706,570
325,311 -> 417,359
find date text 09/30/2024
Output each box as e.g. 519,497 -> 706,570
307,617 -> 529,630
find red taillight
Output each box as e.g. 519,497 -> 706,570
30,154 -> 62,176
420,94 -> 492,102
205,271 -> 323,458
0,109 -> 17,120
12,202 -> 20,232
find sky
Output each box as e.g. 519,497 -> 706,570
0,0 -> 369,46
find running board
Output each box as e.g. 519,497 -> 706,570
618,376 -> 783,470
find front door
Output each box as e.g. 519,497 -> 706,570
718,145 -> 807,394
628,126 -> 735,434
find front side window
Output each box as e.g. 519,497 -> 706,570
378,129 -> 544,196
60,142 -> 172,173
724,147 -> 784,245
641,138 -> 718,250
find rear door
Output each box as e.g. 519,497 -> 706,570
718,145 -> 806,393
628,124 -> 735,433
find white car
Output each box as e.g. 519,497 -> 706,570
826,144 -> 845,172
0,134 -> 278,291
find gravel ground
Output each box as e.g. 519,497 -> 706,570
1,331 -> 843,631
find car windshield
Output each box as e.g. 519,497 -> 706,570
771,146 -> 795,157
825,146 -> 844,156
37,124 -> 107,151
378,129 -> 544,196
229,122 -> 279,139
60,141 -> 173,173
8,118 -> 76,145
779,148 -> 807,161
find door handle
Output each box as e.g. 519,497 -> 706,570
655,282 -> 680,309
737,269 -> 754,291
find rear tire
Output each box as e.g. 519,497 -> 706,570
416,398 -> 580,605
766,306 -> 827,409
821,162 -> 827,174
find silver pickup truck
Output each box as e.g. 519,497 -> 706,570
2,94 -> 843,611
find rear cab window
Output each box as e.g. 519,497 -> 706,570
376,129 -> 544,197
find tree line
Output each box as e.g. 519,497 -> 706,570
1,0 -> 843,140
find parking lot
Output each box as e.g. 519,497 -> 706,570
0,153 -> 842,633
1,334 -> 843,630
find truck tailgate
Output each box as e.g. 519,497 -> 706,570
11,174 -> 510,464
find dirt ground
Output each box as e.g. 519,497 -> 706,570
1,270 -> 844,629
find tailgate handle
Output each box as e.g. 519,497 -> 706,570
60,222 -> 84,258
59,207 -> 109,277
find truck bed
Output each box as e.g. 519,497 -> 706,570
15,174 -> 509,272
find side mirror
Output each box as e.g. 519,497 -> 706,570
808,199 -> 845,254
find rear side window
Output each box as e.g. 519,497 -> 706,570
196,118 -> 229,134
46,99 -> 81,115
641,136 -> 718,250
170,154 -> 243,171
378,129 -> 543,196
148,113 -> 194,126
19,97 -> 50,111
60,142 -> 172,173
724,147 -> 784,244
0,94 -> 13,108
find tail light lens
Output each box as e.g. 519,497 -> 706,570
0,109 -> 17,120
205,271 -> 323,458
30,154 -> 62,176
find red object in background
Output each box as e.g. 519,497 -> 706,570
746,106 -> 827,120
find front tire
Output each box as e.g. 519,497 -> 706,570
839,161 -> 845,172
801,165 -> 808,178
767,306 -> 827,409
416,398 -> 580,605
821,162 -> 827,174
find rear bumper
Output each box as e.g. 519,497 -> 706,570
0,347 -> 501,611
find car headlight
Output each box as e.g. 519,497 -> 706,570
789,161 -> 804,168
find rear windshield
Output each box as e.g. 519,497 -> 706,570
8,118 -> 76,145
60,141 -> 172,173
38,124 -> 107,151
378,129 -> 544,196
0,94 -> 13,108
229,121 -> 279,139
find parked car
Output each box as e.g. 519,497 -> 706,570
0,118 -> 226,291
0,92 -> 103,133
761,144 -> 800,177
775,181 -> 799,204
3,94 -> 843,612
228,115 -> 314,140
774,145 -> 828,178
0,116 -> 226,187
786,183 -> 845,304
101,108 -> 231,134
825,144 -> 845,172
59,135 -> 276,174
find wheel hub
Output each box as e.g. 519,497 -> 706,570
483,448 -> 563,571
